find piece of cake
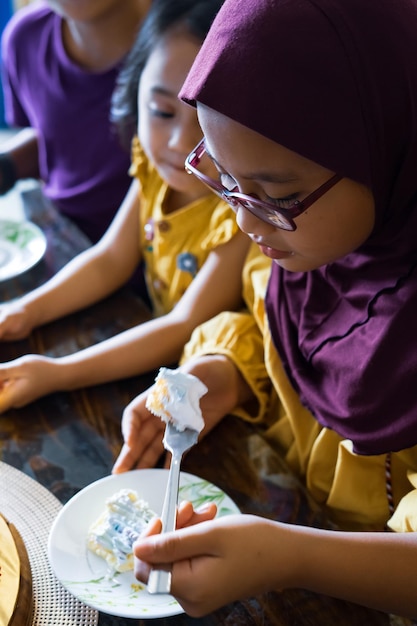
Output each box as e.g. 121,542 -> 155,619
146,367 -> 208,433
0,513 -> 32,626
87,489 -> 157,572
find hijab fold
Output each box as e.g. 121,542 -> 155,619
180,0 -> 417,455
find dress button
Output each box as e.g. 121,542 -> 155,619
157,220 -> 171,232
144,218 -> 154,240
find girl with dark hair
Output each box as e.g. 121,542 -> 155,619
0,0 -> 253,422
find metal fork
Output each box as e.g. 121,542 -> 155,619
147,421 -> 199,594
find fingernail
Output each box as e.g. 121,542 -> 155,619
196,503 -> 212,513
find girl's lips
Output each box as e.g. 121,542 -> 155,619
258,244 -> 293,260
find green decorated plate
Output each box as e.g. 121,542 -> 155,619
48,469 -> 240,619
0,219 -> 46,281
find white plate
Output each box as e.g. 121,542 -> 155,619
48,469 -> 240,619
0,219 -> 46,281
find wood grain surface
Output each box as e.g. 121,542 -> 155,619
4,516 -> 33,626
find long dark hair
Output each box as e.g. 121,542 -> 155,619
111,0 -> 224,149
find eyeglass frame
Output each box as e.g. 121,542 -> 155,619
185,137 -> 342,231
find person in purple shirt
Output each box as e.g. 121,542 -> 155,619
0,0 -> 151,244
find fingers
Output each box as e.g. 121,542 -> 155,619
112,441 -> 165,473
135,440 -> 165,469
176,501 -> 195,526
134,504 -> 222,564
133,503 -> 217,583
0,366 -> 29,412
0,309 -> 31,341
143,516 -> 163,537
120,402 -> 144,445
134,518 -> 219,566
121,396 -> 165,449
114,394 -> 166,472
177,501 -> 217,528
112,425 -> 165,473
0,380 -> 13,413
111,443 -> 137,474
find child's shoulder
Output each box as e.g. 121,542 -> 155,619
3,2 -> 56,46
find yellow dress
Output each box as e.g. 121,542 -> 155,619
130,137 -> 239,317
181,245 -> 417,532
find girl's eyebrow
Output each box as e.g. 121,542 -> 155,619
204,146 -> 299,184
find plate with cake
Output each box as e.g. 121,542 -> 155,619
49,367 -> 240,618
48,468 -> 240,618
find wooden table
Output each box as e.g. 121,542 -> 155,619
0,185 -> 403,626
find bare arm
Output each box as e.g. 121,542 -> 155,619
47,228 -> 251,388
0,230 -> 251,412
0,179 -> 142,335
292,524 -> 417,617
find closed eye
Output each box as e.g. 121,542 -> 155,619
218,168 -> 300,207
150,108 -> 174,119
265,193 -> 299,208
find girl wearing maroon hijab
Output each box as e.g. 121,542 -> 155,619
117,0 -> 417,617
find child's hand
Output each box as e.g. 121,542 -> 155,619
175,500 -> 218,527
0,302 -> 34,341
112,354 -> 253,473
112,389 -> 166,472
0,355 -> 58,412
133,500 -> 218,582
133,514 -> 282,617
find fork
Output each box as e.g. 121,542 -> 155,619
147,421 -> 199,594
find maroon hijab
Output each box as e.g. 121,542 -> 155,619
180,0 -> 417,455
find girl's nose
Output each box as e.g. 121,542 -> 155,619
235,204 -> 276,238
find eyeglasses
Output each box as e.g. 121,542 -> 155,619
185,138 -> 342,231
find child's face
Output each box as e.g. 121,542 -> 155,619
137,32 -> 209,200
197,105 -> 375,272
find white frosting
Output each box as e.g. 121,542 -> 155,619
87,489 -> 156,572
146,367 -> 208,433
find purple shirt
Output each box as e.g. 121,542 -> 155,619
1,2 -> 131,243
